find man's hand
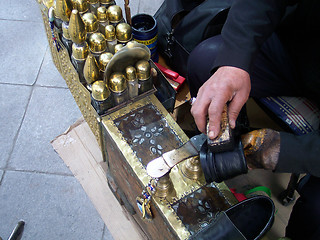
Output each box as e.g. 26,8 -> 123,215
191,66 -> 251,139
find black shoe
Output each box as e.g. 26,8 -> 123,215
190,195 -> 275,240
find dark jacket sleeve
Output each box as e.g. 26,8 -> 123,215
212,0 -> 289,73
275,130 -> 320,177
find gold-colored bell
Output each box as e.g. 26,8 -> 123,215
88,32 -> 107,53
107,5 -> 124,25
135,60 -> 151,80
82,12 -> 99,34
181,156 -> 203,180
109,72 -> 127,93
114,44 -> 124,53
91,80 -> 111,101
71,41 -> 89,60
99,52 -> 113,72
83,53 -> 100,86
55,0 -> 72,22
155,173 -> 175,198
71,0 -> 89,14
116,23 -> 132,43
69,9 -> 86,44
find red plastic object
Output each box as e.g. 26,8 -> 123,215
230,188 -> 247,202
155,62 -> 179,79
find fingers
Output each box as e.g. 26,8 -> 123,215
227,91 -> 249,129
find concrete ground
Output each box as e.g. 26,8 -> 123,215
0,0 -> 163,239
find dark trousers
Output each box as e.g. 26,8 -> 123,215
187,34 -> 320,239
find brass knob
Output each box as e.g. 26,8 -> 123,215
82,12 -> 98,33
91,80 -> 111,101
109,72 -> 127,93
97,6 -> 108,22
55,0 -> 72,22
84,53 -> 100,85
125,66 -> 137,82
69,9 -> 86,44
116,23 -> 132,43
71,0 -> 89,14
105,25 -> 116,41
99,52 -> 113,72
135,60 -> 151,80
88,32 -> 107,53
107,5 -> 123,24
72,41 -> 89,60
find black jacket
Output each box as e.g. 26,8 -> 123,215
213,0 -> 320,176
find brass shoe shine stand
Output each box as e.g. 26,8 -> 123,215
38,1 -> 237,239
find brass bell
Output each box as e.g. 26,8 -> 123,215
181,156 -> 203,180
88,32 -> 107,53
107,5 -> 124,25
71,0 -> 89,14
116,23 -> 132,43
82,12 -> 99,34
69,9 -> 86,44
55,0 -> 72,22
91,80 -> 111,101
155,173 -> 175,198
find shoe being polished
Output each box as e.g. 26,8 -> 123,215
190,195 -> 275,240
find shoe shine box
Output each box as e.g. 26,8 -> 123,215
38,2 -> 237,239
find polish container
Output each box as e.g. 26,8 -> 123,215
107,5 -> 125,27
83,53 -> 100,91
88,32 -> 107,60
109,72 -> 128,105
71,0 -> 89,15
88,0 -> 100,15
99,52 -> 113,79
71,42 -> 89,85
125,66 -> 138,98
97,6 -> 109,35
91,80 -> 113,115
116,23 -> 132,45
105,25 -> 117,54
136,60 -> 152,94
82,12 -> 99,40
100,0 -> 116,8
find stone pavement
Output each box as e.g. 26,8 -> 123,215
0,0 -> 163,239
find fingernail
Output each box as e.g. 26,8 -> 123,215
208,130 -> 215,139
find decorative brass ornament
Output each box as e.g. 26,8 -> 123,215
125,66 -> 137,82
69,9 -> 86,44
97,6 -> 108,22
99,52 -> 113,72
116,23 -> 132,43
71,0 -> 89,14
71,41 -> 89,60
155,173 -> 175,198
109,72 -> 127,93
136,60 -> 151,80
105,25 -> 116,41
181,156 -> 204,180
82,12 -> 98,34
88,32 -> 107,53
91,80 -> 111,101
107,5 -> 123,24
114,44 -> 124,53
84,53 -> 100,85
55,0 -> 72,22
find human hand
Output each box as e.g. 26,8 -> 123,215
191,66 -> 251,139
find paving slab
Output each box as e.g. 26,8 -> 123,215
0,171 -> 106,240
0,20 -> 47,85
8,86 -> 82,175
0,0 -> 42,22
0,84 -> 32,168
36,47 -> 68,88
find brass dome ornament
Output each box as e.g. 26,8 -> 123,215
109,72 -> 128,105
105,24 -> 117,53
71,41 -> 89,85
99,52 -> 114,72
69,9 -> 86,44
116,23 -> 132,43
83,53 -> 100,89
97,6 -> 109,35
100,0 -> 116,8
125,66 -> 138,98
114,44 -> 124,53
88,32 -> 107,54
91,80 -> 111,101
82,12 -> 99,37
71,0 -> 89,14
136,60 -> 152,94
107,5 -> 124,26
